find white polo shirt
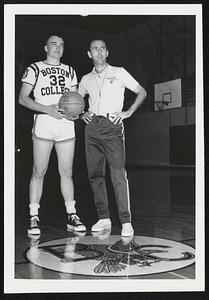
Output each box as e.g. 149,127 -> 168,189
78,64 -> 140,115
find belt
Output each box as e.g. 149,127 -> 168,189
93,113 -> 116,120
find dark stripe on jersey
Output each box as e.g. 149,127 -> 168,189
31,63 -> 40,90
21,81 -> 34,87
30,64 -> 38,77
69,66 -> 75,80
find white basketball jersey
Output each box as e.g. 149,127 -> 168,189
21,61 -> 78,105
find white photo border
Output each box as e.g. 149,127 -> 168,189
4,3 -> 204,293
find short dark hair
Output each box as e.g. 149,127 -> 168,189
88,37 -> 108,51
45,34 -> 64,45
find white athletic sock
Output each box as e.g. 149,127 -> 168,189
29,203 -> 40,216
65,200 -> 76,214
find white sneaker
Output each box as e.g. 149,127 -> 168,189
91,228 -> 111,240
91,218 -> 111,232
121,223 -> 134,237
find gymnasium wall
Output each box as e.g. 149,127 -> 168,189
125,105 -> 195,166
117,16 -> 195,166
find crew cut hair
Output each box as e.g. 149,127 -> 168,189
45,34 -> 64,45
88,37 -> 109,51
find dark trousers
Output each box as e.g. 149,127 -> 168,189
85,116 -> 131,224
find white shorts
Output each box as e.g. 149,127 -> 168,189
32,114 -> 75,143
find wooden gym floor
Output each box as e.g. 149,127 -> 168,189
15,165 -> 195,280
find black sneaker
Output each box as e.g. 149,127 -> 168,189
67,213 -> 86,232
27,215 -> 41,235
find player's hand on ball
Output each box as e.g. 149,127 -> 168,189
64,113 -> 79,121
81,112 -> 93,124
46,104 -> 64,119
58,92 -> 85,119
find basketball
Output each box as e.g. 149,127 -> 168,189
58,91 -> 85,117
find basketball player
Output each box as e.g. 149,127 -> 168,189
78,38 -> 147,236
19,34 -> 86,235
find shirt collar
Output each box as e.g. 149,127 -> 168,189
92,63 -> 110,75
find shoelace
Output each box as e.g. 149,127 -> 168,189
70,214 -> 81,224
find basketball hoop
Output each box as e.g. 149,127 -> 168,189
155,100 -> 169,111
155,92 -> 172,111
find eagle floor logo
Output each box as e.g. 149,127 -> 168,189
26,234 -> 195,277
